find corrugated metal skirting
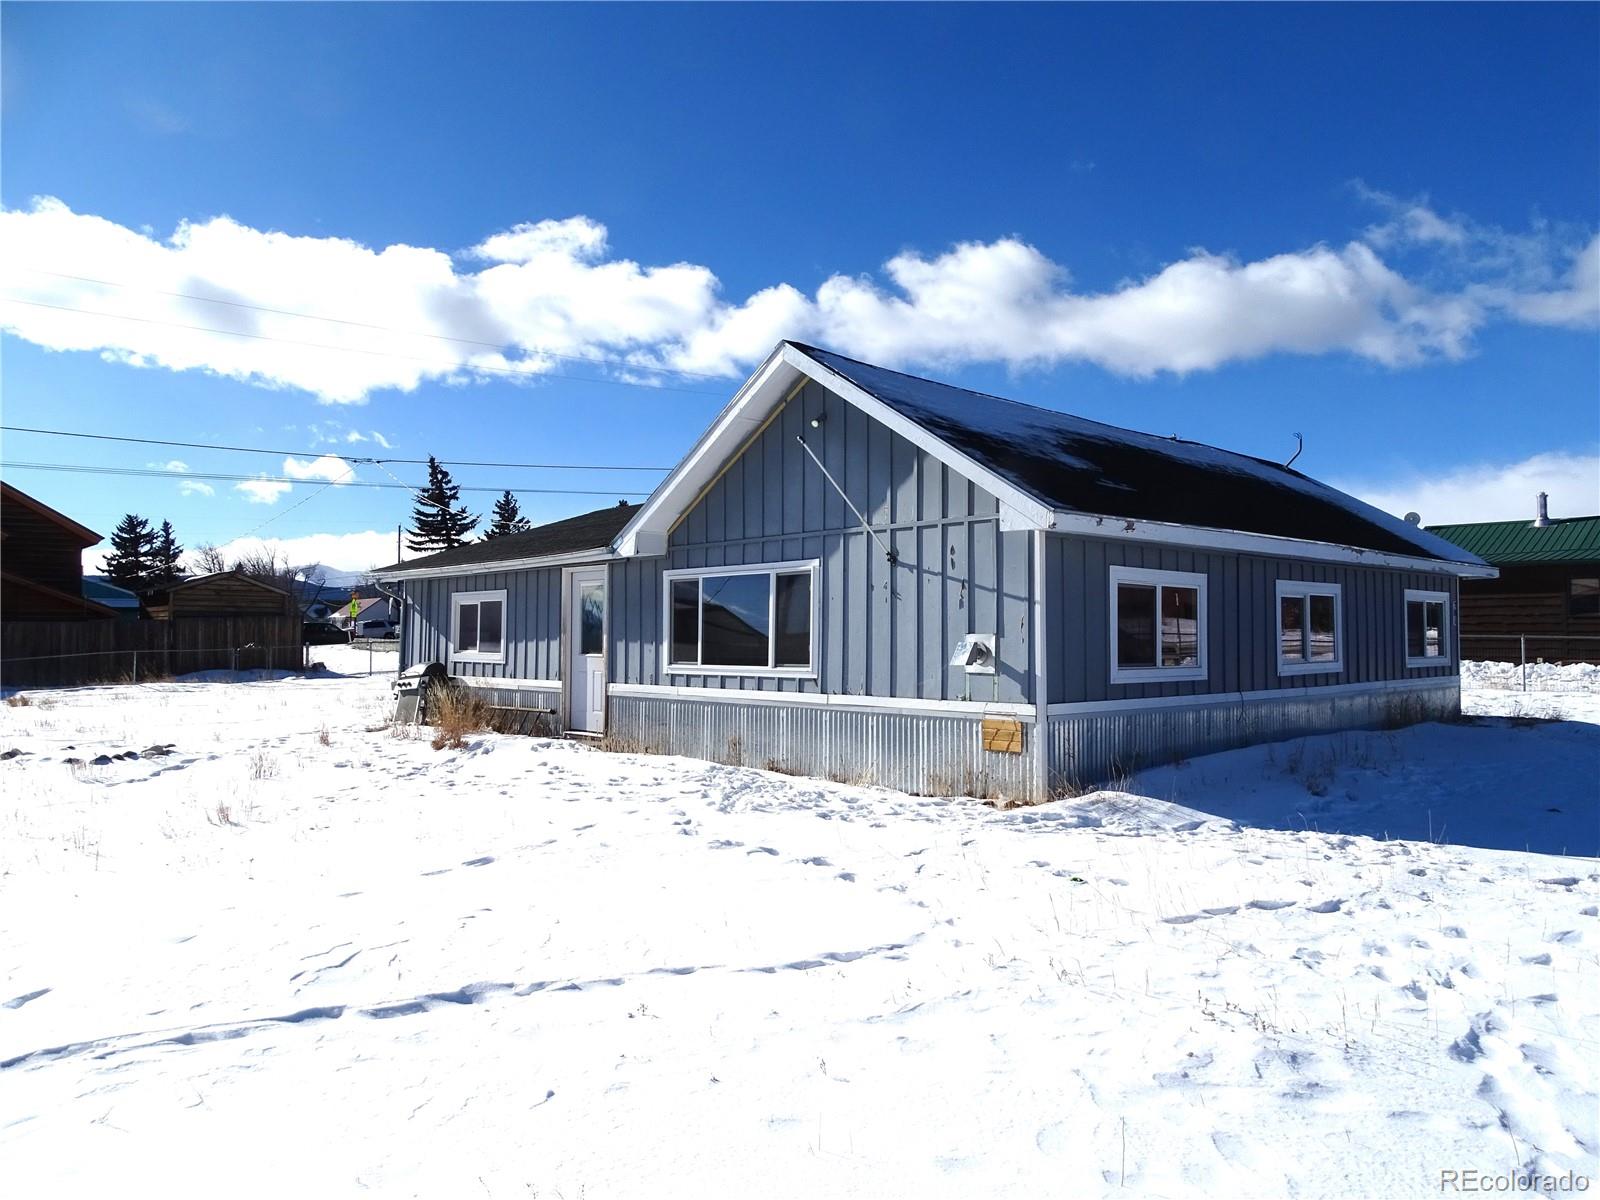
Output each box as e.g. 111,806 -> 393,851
607,695 -> 1036,801
464,685 -> 564,735
1048,681 -> 1461,788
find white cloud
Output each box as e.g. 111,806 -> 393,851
1,194 -> 1593,401
235,477 -> 292,505
177,479 -> 215,497
149,459 -> 189,472
1338,449 -> 1600,526
344,429 -> 366,443
281,454 -> 356,483
209,530 -> 399,575
369,431 -> 393,449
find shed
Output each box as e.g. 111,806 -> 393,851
144,571 -> 295,620
378,342 -> 1493,801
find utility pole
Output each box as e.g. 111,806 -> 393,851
396,524 -> 401,563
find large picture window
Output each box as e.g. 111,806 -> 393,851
1108,566 -> 1208,684
664,561 -> 818,675
1276,580 -> 1343,676
1404,589 -> 1450,667
450,589 -> 507,664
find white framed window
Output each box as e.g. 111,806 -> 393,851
663,559 -> 819,677
450,589 -> 507,664
1404,589 -> 1450,668
1276,580 -> 1343,676
1108,565 -> 1208,684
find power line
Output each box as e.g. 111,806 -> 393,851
0,424 -> 674,472
12,265 -> 733,381
0,460 -> 652,497
0,297 -> 729,397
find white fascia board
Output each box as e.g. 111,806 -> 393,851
609,682 -> 1035,719
1048,509 -> 1499,578
376,548 -> 615,582
613,346 -> 798,557
783,344 -> 1056,530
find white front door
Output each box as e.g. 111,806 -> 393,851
568,568 -> 607,733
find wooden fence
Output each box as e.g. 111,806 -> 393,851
1,615 -> 304,688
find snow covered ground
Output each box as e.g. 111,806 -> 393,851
1,651 -> 1595,1199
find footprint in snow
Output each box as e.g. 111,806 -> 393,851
1248,899 -> 1296,911
746,846 -> 779,856
1306,899 -> 1343,914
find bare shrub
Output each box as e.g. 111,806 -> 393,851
248,750 -> 278,781
317,726 -> 332,747
1379,692 -> 1429,731
5,694 -> 33,708
430,685 -> 488,751
596,732 -> 661,755
208,801 -> 239,827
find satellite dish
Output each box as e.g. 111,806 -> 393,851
1404,512 -> 1421,525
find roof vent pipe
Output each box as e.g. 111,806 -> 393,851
1533,492 -> 1551,528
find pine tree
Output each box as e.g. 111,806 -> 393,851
103,514 -> 157,591
148,520 -> 185,589
407,456 -> 479,553
485,490 -> 531,539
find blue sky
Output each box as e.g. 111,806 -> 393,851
2,3 -> 1596,572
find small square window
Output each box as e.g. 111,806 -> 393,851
1276,582 -> 1342,675
1404,590 -> 1450,667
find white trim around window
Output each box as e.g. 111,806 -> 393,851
1275,580 -> 1344,677
1403,588 -> 1452,668
662,559 -> 820,678
449,588 -> 508,665
1108,565 -> 1209,685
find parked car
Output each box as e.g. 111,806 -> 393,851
354,617 -> 398,639
303,620 -> 349,646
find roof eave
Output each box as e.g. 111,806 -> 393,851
1048,509 -> 1499,577
375,546 -> 617,582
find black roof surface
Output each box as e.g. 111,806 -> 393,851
791,343 -> 1480,565
376,502 -> 638,575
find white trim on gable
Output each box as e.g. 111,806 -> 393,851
613,343 -> 1053,558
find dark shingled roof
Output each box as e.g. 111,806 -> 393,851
1424,515 -> 1600,564
376,503 -> 638,575
790,343 -> 1482,565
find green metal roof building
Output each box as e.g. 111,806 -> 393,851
1426,494 -> 1600,663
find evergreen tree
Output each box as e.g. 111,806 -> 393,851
103,514 -> 157,591
485,490 -> 532,539
148,520 -> 185,589
407,456 -> 478,553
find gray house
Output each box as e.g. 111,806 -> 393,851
377,341 -> 1494,802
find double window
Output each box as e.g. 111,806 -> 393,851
1276,581 -> 1343,675
1108,566 -> 1207,684
1404,589 -> 1450,667
450,589 -> 506,664
665,561 -> 817,675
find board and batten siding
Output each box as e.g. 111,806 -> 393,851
610,378 -> 1036,703
1045,533 -> 1460,705
400,567 -> 564,680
